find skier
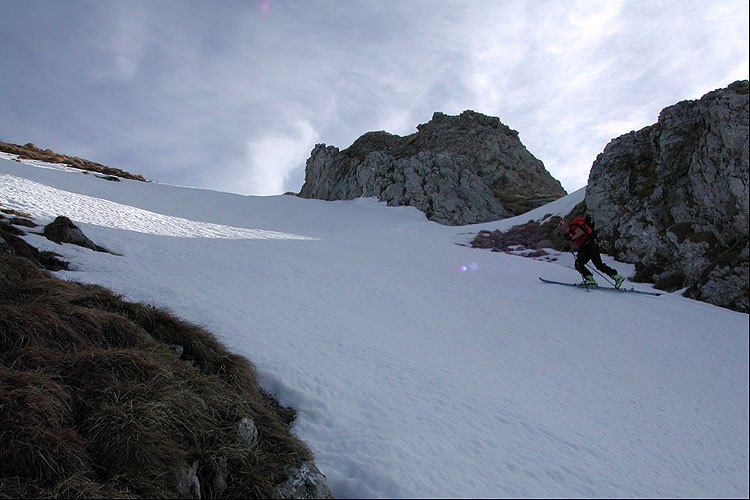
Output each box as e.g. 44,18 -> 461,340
564,216 -> 625,288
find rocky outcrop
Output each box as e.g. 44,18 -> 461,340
586,81 -> 749,312
299,110 -> 566,225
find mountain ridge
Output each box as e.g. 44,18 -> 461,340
299,109 -> 567,225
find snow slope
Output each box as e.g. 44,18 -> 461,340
1,156 -> 748,499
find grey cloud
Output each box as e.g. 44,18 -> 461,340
1,0 -> 747,196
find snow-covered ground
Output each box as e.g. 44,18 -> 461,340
1,155 -> 748,499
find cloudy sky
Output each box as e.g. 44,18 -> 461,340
1,0 -> 748,196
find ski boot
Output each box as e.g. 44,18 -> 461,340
581,275 -> 597,287
613,274 -> 625,289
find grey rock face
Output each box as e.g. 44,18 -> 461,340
272,462 -> 334,499
299,110 -> 566,225
586,80 -> 749,312
177,460 -> 201,499
42,216 -> 98,250
237,417 -> 259,450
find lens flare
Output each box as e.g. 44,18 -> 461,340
459,262 -> 478,272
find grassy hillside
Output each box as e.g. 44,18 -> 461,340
0,210 -> 315,498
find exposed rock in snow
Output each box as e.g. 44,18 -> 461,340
42,215 -> 99,251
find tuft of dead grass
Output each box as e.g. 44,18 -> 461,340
0,217 -> 68,272
0,253 -> 314,498
0,368 -> 90,483
7,217 -> 36,228
0,208 -> 33,219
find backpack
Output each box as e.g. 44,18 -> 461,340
584,215 -> 596,232
569,216 -> 592,233
568,216 -> 596,245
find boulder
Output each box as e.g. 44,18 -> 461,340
272,462 -> 333,499
42,216 -> 98,251
586,81 -> 749,312
176,460 -> 201,499
299,110 -> 566,225
237,417 -> 259,450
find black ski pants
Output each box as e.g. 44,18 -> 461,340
575,240 -> 617,279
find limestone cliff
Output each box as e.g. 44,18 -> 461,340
586,81 -> 749,312
299,110 -> 566,225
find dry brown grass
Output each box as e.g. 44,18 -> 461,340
471,216 -> 572,253
493,191 -> 566,216
6,218 -> 36,228
471,201 -> 588,255
0,141 -> 148,182
0,218 -> 68,272
0,253 -> 313,498
0,208 -> 33,218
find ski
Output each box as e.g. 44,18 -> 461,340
539,277 -> 662,296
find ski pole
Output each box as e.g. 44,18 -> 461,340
586,264 -> 615,286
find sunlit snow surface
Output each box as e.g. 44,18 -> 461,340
0,172 -> 314,240
1,156 -> 748,499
